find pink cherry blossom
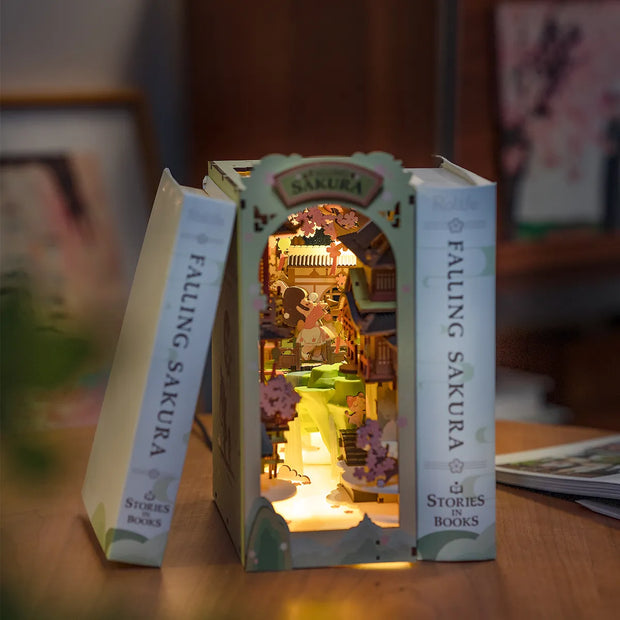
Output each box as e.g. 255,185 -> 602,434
260,375 -> 300,426
353,419 -> 398,485
336,211 -> 358,229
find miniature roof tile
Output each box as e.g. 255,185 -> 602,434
338,221 -> 395,268
344,289 -> 396,337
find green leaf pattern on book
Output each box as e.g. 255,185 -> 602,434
107,531 -> 170,567
152,475 -> 177,502
104,528 -> 148,552
418,524 -> 495,561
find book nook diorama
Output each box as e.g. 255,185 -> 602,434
82,153 -> 497,570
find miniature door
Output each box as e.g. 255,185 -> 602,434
212,153 -> 417,570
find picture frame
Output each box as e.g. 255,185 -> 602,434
495,2 -> 620,239
0,90 -> 157,282
0,91 -> 158,427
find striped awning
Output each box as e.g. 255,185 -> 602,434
287,246 -> 357,267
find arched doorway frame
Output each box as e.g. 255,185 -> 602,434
237,153 -> 416,567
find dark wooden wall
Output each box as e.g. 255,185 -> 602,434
454,0 -> 498,181
186,0 -> 438,186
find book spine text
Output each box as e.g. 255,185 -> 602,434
416,183 -> 496,561
112,195 -> 233,562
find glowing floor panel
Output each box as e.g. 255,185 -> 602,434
262,462 -> 399,532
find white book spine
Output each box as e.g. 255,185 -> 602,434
415,180 -> 496,561
83,170 -> 235,566
112,192 -> 234,560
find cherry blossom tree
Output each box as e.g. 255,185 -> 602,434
260,374 -> 300,428
496,4 -> 620,233
288,204 -> 358,241
260,375 -> 301,478
353,419 -> 397,487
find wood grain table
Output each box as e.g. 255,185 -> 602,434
2,421 -> 619,619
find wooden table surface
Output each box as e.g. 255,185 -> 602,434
2,420 -> 619,619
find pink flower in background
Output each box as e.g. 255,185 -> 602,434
496,3 -> 620,223
498,4 -> 620,167
502,145 -> 529,176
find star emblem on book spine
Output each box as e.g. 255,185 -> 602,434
449,458 -> 464,473
448,218 -> 464,233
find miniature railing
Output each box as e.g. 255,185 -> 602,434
358,353 -> 371,381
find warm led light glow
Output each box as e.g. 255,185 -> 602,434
270,463 -> 366,531
267,453 -> 399,532
351,562 -> 415,570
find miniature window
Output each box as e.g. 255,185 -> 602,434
257,203 -> 400,532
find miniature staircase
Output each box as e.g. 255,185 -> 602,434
339,429 -> 367,466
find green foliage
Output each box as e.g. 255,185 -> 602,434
1,288 -> 95,477
304,227 -> 333,246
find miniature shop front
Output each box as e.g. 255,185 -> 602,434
210,154 -> 417,570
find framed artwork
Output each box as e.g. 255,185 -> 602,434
0,92 -> 156,427
496,2 -> 620,238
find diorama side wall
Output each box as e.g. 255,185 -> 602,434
212,226 -> 243,561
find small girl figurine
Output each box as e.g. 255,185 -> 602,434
282,288 -> 334,360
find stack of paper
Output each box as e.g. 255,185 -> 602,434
496,435 -> 620,500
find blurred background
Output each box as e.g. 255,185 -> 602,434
2,0 -> 620,433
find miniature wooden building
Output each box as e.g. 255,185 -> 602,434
338,220 -> 398,384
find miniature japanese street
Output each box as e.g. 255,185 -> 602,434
258,203 -> 401,531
